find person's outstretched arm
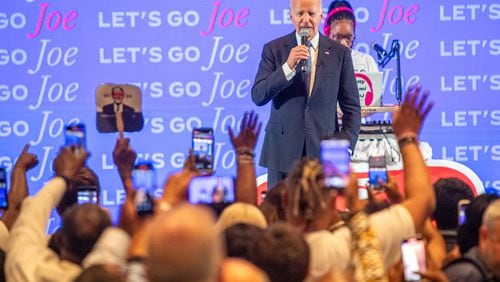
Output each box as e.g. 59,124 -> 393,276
160,150 -> 199,207
228,111 -> 262,205
368,86 -> 435,270
6,146 -> 88,281
112,137 -> 137,200
392,85 -> 435,233
422,219 -> 446,270
1,144 -> 38,231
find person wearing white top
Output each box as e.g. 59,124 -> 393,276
5,147 -> 111,282
282,86 -> 435,281
351,49 -> 379,73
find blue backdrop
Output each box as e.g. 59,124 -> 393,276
1,0 -> 499,231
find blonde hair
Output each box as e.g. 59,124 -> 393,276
216,203 -> 268,231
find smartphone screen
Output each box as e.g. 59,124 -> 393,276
368,156 -> 387,189
320,139 -> 351,189
457,199 -> 470,225
132,162 -> 156,216
401,236 -> 426,282
188,175 -> 235,205
132,162 -> 156,191
77,186 -> 98,205
65,123 -> 86,148
192,128 -> 214,173
0,168 -> 8,209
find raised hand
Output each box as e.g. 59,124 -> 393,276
3,144 -> 38,227
392,85 -> 433,138
374,173 -> 403,204
229,111 -> 262,204
53,146 -> 89,182
228,110 -> 262,150
112,137 -> 137,181
161,149 -> 200,206
14,144 -> 39,171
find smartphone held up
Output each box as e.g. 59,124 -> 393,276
65,123 -> 86,147
320,139 -> 351,189
65,122 -> 86,155
77,186 -> 98,205
188,175 -> 235,206
401,236 -> 426,282
457,199 -> 470,225
192,128 -> 214,174
0,167 -> 8,209
368,155 -> 388,190
132,162 -> 156,216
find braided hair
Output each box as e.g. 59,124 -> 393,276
286,158 -> 328,222
323,0 -> 356,37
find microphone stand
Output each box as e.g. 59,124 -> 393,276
377,40 -> 402,105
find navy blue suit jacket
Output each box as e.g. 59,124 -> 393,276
97,103 -> 144,133
251,32 -> 361,173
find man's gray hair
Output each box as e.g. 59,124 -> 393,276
289,0 -> 324,12
482,198 -> 500,233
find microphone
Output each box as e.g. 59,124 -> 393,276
371,42 -> 387,59
299,28 -> 310,72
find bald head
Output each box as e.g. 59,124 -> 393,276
147,204 -> 223,282
479,199 -> 500,277
482,199 -> 500,232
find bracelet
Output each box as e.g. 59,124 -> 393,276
237,154 -> 254,164
398,136 -> 419,149
396,132 -> 418,142
235,147 -> 255,157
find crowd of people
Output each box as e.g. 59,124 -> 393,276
0,86 -> 497,282
0,0 -> 498,281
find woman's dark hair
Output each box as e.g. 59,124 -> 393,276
248,223 -> 310,282
457,193 -> 499,254
324,0 -> 356,36
259,181 -> 287,224
224,223 -> 265,260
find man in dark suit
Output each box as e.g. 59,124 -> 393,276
251,0 -> 361,189
102,86 -> 136,116
98,86 -> 143,132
